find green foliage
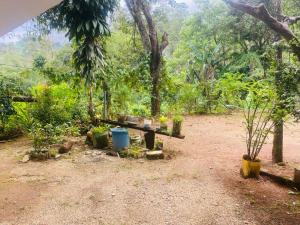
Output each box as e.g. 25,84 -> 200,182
92,126 -> 108,134
31,122 -> 79,151
243,81 -> 277,161
0,81 -> 15,129
33,55 -> 46,69
30,83 -> 82,126
38,0 -> 117,84
173,115 -> 183,123
0,79 -> 34,139
131,104 -> 150,117
215,73 -> 247,109
31,123 -> 61,150
0,0 -> 299,147
272,62 -> 300,117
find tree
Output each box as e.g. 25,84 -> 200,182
225,0 -> 300,61
225,0 -> 300,163
38,0 -> 117,125
125,0 -> 169,116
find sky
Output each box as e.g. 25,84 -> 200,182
0,0 -> 195,43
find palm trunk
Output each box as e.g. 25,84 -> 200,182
88,85 -> 97,126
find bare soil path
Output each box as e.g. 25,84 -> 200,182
0,114 -> 299,225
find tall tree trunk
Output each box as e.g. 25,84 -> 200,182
125,0 -> 168,117
272,120 -> 283,163
272,0 -> 283,163
150,59 -> 161,116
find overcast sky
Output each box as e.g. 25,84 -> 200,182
177,0 -> 194,4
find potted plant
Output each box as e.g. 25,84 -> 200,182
92,126 -> 109,149
172,115 -> 183,136
159,116 -> 168,131
117,114 -> 127,124
242,89 -> 276,178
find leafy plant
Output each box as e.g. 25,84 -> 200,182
0,82 -> 15,131
172,115 -> 183,136
159,116 -> 168,124
243,83 -> 277,161
92,126 -> 108,134
173,115 -> 183,123
30,123 -> 61,151
30,83 -> 79,126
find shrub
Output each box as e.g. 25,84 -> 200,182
30,123 -> 61,151
243,82 -> 277,161
173,115 -> 183,123
92,126 -> 108,134
30,83 -> 80,126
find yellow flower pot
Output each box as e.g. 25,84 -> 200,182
250,161 -> 261,178
241,155 -> 261,178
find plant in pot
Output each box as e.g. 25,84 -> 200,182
117,114 -> 127,124
92,126 -> 109,149
159,116 -> 168,132
172,115 -> 183,136
242,88 -> 276,178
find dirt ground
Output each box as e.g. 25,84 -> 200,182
0,114 -> 300,225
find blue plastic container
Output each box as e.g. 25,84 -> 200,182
111,128 -> 129,151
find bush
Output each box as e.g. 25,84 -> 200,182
243,81 -> 277,161
30,123 -> 61,151
30,83 -> 81,126
92,126 -> 108,134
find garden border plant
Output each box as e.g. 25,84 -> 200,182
242,83 -> 277,178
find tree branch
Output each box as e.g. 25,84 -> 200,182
139,1 -> 159,53
12,96 -> 37,103
225,0 -> 300,61
281,15 -> 300,25
160,32 -> 169,53
125,0 -> 151,52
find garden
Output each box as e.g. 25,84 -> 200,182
0,0 -> 300,224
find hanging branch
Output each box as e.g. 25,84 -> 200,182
224,0 -> 300,61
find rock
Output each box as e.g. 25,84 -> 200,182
106,151 -> 119,157
55,154 -> 61,159
277,162 -> 286,166
146,150 -> 164,160
92,151 -> 101,157
58,141 -> 74,154
21,155 -> 30,163
86,131 -> 93,145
